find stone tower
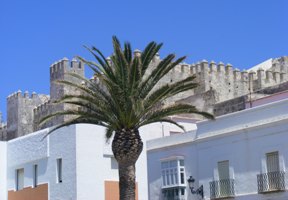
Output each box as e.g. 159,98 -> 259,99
34,57 -> 85,130
6,91 -> 49,139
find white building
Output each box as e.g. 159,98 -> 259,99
147,98 -> 288,200
0,118 -> 196,200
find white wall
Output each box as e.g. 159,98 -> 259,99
0,142 -> 7,200
48,125 -> 77,200
76,124 -> 113,200
75,120 -> 197,200
7,129 -> 49,191
4,116 -> 197,200
147,99 -> 288,200
6,126 -> 78,200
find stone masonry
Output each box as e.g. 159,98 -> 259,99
0,54 -> 287,140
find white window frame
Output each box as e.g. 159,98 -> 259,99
161,156 -> 186,189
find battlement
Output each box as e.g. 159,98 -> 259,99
7,90 -> 40,101
0,122 -> 7,141
2,54 -> 288,140
50,57 -> 84,80
33,100 -> 51,116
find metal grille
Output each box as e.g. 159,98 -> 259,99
210,179 -> 235,199
257,171 -> 285,193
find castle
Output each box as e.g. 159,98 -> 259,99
0,53 -> 287,140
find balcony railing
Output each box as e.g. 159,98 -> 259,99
257,171 -> 285,193
210,179 -> 235,199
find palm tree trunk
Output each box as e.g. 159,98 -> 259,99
118,163 -> 136,200
112,129 -> 143,200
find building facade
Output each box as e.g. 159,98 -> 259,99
0,54 -> 287,199
147,98 -> 288,200
0,119 -> 196,200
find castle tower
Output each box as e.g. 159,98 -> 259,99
50,57 -> 84,100
34,57 -> 85,130
6,91 -> 49,139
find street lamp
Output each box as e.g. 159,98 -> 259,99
187,176 -> 204,199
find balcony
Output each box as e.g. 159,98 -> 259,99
210,179 -> 235,199
257,171 -> 285,193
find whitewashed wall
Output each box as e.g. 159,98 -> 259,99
0,142 -> 7,200
147,99 -> 288,200
48,125 -> 77,200
7,129 -> 49,192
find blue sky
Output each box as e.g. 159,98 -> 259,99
0,0 -> 287,120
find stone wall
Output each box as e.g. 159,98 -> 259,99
34,57 -> 85,131
2,54 -> 288,139
6,91 -> 49,140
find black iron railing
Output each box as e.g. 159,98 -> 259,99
210,179 -> 235,199
257,171 -> 285,193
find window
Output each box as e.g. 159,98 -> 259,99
57,158 -> 62,183
218,160 -> 229,180
33,165 -> 38,187
266,151 -> 283,190
162,188 -> 185,200
266,152 -> 280,173
161,158 -> 186,200
16,168 -> 24,191
111,157 -> 118,170
211,160 -> 234,198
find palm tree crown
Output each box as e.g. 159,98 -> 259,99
40,36 -> 213,136
39,36 -> 214,200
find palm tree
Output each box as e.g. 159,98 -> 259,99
40,36 -> 214,200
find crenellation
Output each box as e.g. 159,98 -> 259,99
134,49 -> 141,57
233,68 -> 241,80
248,71 -> 257,81
24,91 -> 29,98
272,60 -> 281,72
200,60 -> 209,73
210,61 -> 217,73
273,71 -> 280,83
106,57 -> 112,66
217,62 -> 225,73
225,63 -> 233,75
152,53 -> 160,63
3,55 -> 288,140
191,64 -> 196,74
196,62 -> 201,73
266,70 -> 273,82
280,72 -> 287,82
181,63 -> 190,73
256,68 -> 265,89
31,91 -> 37,98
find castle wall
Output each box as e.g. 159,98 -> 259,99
0,123 -> 7,141
6,91 -> 48,140
4,54 -> 288,139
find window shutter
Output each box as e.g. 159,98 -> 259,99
266,152 -> 280,172
218,160 -> 229,180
